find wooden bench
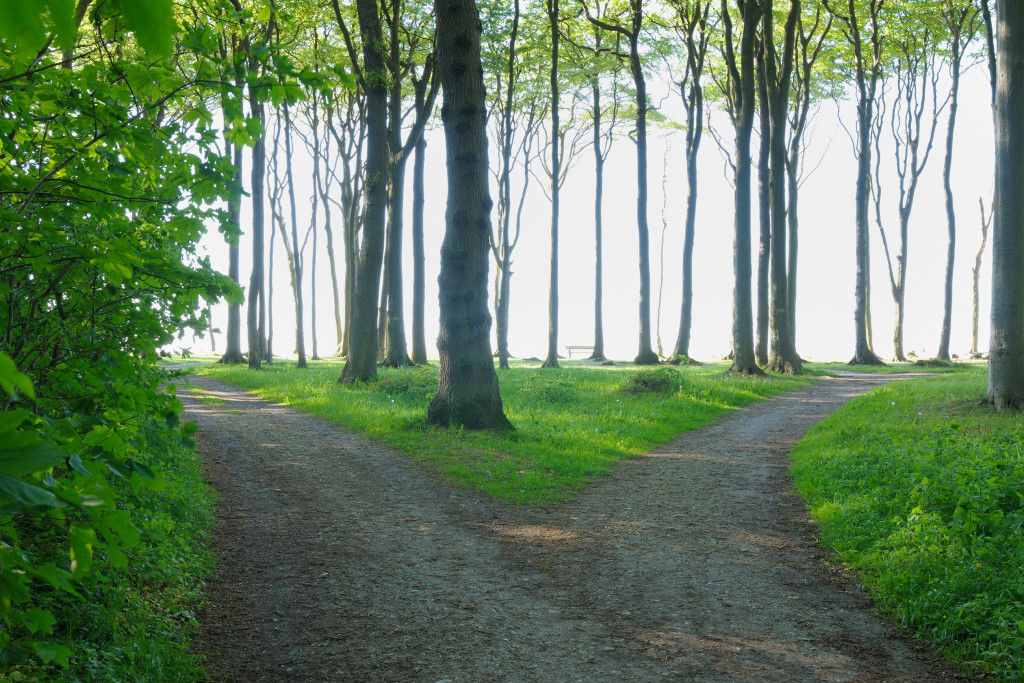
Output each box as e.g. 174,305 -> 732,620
565,345 -> 595,359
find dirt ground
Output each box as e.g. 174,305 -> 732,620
179,372 -> 967,682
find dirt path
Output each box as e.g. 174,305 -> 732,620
180,373 -> 961,682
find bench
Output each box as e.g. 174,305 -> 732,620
565,345 -> 595,359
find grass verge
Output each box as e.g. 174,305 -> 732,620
196,361 -> 815,504
5,426 -> 215,682
789,366 -> 1024,677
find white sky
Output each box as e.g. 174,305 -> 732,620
185,64 -> 995,364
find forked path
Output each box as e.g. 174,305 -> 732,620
181,373 -> 959,682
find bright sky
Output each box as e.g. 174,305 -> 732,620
187,64 -> 995,364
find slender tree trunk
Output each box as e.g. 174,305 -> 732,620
427,0 -> 513,431
220,137 -> 245,364
936,56 -> 961,361
590,75 -> 606,361
411,129 -> 428,364
987,0 -> 1024,409
383,154 -> 413,367
283,101 -> 307,369
755,56 -> 771,367
247,89 -> 265,370
542,0 -> 561,369
786,154 -> 799,343
317,110 -> 344,356
339,0 -> 389,383
972,197 -> 990,355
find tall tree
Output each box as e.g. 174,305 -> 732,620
218,34 -> 246,365
246,77 -> 266,370
755,37 -> 771,367
824,0 -> 885,365
335,0 -> 389,383
971,197 -> 992,356
584,0 -> 659,365
669,0 -> 712,361
543,0 -> 562,369
987,0 -> 1024,410
935,0 -> 982,361
717,0 -> 764,374
872,21 -> 942,362
762,0 -> 802,374
410,65 -> 433,365
427,0 -> 513,431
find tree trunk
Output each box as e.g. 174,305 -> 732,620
630,3 -> 658,366
725,0 -> 763,375
590,75 -> 606,361
764,0 -> 801,374
542,0 -> 561,369
383,153 -> 413,367
987,0 -> 1024,409
246,88 -> 265,370
283,100 -> 307,369
339,0 -> 389,383
755,54 -> 770,367
427,0 -> 513,431
411,126 -> 428,365
317,108 -> 344,356
936,55 -> 961,361
972,197 -> 991,355
220,138 -> 245,364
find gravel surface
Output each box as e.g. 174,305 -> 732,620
180,372 -> 964,682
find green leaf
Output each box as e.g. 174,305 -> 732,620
0,441 -> 63,477
22,607 -> 57,635
0,473 -> 57,508
69,523 -> 96,577
35,642 -> 72,667
114,0 -> 177,56
0,352 -> 35,399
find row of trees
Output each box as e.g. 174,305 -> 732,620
204,0 -> 1021,416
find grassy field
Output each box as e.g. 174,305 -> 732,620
196,360 -> 815,504
790,366 -> 1024,677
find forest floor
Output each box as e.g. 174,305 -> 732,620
179,372 -> 967,682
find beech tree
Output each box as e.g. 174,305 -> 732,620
716,0 -> 764,374
668,0 -> 713,361
427,0 -> 513,431
824,0 -> 886,365
583,0 -> 660,365
335,0 -> 389,383
987,0 -> 1024,410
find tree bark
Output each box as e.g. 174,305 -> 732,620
339,0 -> 389,383
246,86 -> 265,370
427,0 -> 513,431
283,100 -> 308,369
411,118 -> 428,365
987,0 -> 1024,410
542,0 -> 561,369
972,197 -> 991,355
755,49 -> 770,367
723,0 -> 763,375
220,138 -> 245,364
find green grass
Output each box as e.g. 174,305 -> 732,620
807,359 -> 977,374
196,360 -> 815,504
790,366 -> 1024,677
6,427 -> 215,683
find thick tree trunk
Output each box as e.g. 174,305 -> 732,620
725,0 -> 763,375
427,0 -> 512,431
383,154 -> 413,367
246,91 -> 265,370
755,60 -> 771,367
764,0 -> 801,375
411,131 -> 428,364
339,0 -> 389,383
987,0 -> 1024,409
542,0 -> 561,369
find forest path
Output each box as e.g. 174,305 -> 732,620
180,372 -> 959,682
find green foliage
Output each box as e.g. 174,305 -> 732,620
198,361 -> 814,503
0,1 -> 236,670
619,369 -> 680,395
790,368 -> 1024,677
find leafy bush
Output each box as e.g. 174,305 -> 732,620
620,369 -> 680,395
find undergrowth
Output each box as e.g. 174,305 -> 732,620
4,425 -> 215,682
790,367 -> 1024,677
197,360 -> 814,504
